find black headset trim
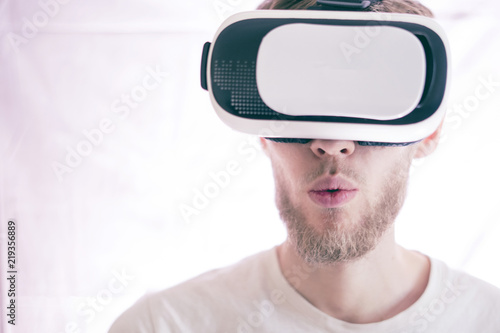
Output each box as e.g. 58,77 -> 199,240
265,137 -> 419,146
308,0 -> 382,11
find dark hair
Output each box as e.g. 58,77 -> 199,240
257,0 -> 434,17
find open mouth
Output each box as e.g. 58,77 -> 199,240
311,188 -> 342,194
308,177 -> 358,208
311,189 -> 345,196
308,189 -> 357,207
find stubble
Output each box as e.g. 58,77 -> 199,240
275,155 -> 412,266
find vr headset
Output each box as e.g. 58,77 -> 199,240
200,0 -> 450,146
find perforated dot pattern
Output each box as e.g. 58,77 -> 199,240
213,60 -> 276,117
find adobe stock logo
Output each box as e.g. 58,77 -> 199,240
6,0 -> 72,52
339,12 -> 392,63
179,119 -> 288,224
58,268 -> 135,333
51,65 -> 169,182
404,277 -> 467,333
237,290 -> 286,333
236,262 -> 314,332
443,74 -> 500,139
213,0 -> 244,20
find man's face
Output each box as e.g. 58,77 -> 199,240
261,139 -> 420,265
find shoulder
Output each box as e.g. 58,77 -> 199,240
108,247 -> 277,333
430,257 -> 500,302
424,257 -> 500,330
165,246 -> 276,302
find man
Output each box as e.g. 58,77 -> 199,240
110,0 -> 500,332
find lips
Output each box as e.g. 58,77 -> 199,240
308,177 -> 358,208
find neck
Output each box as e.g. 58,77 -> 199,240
277,227 -> 430,324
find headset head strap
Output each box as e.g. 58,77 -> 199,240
309,0 -> 382,11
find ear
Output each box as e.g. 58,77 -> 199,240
414,120 -> 444,159
260,137 -> 270,157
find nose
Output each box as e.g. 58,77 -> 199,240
310,139 -> 356,158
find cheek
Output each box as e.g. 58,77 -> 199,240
358,148 -> 413,189
364,147 -> 413,170
268,146 -> 312,194
270,146 -> 310,174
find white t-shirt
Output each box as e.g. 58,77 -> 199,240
109,247 -> 500,332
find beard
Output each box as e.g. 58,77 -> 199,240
275,159 -> 411,266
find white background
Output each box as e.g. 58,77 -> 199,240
1,0 -> 499,332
